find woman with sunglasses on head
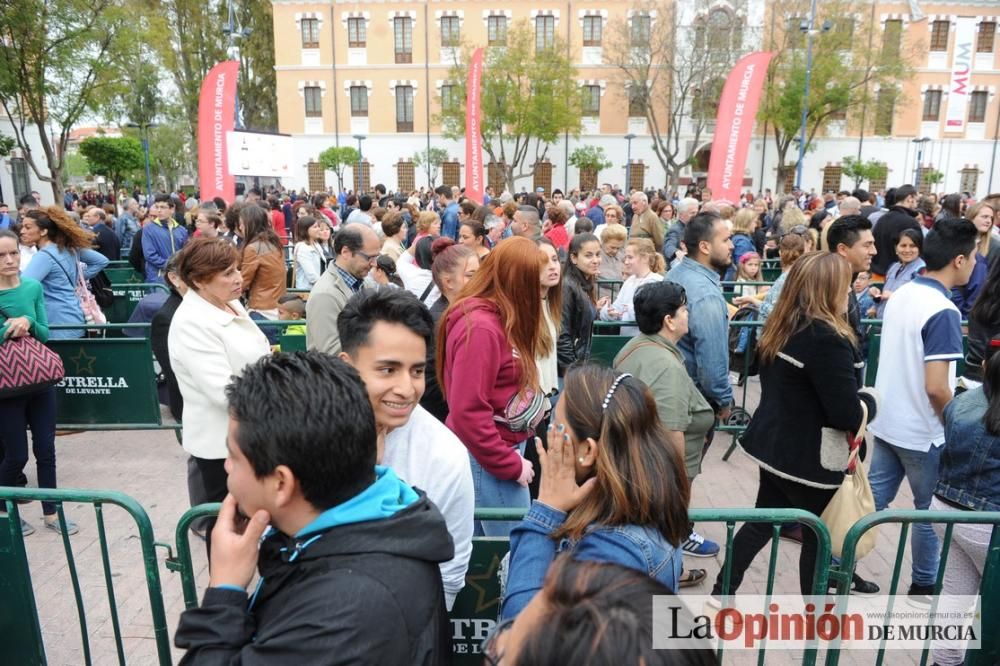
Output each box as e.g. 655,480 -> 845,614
500,363 -> 691,621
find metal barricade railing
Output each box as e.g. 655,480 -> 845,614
0,488 -> 172,666
826,508 -> 1000,666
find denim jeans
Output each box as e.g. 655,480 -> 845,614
0,387 -> 58,515
869,436 -> 943,586
470,441 -> 530,537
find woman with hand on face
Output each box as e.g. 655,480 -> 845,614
599,238 -> 665,336
168,238 -> 271,552
558,233 -> 607,375
500,363 -> 690,620
0,230 -> 78,537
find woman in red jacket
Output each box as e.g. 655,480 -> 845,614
438,236 -> 548,536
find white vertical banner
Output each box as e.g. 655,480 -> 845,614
944,17 -> 976,132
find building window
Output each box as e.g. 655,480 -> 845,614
822,165 -> 843,193
960,167 -> 979,195
882,19 -> 902,59
304,86 -> 322,118
396,85 -> 414,132
440,16 -> 460,47
874,88 -> 896,135
930,20 -> 949,52
582,16 -> 602,46
488,161 -> 506,193
869,166 -> 887,194
535,15 -> 555,52
628,161 -> 645,191
394,17 -> 413,64
442,160 -> 461,188
582,85 -> 601,116
347,17 -> 366,48
487,16 -> 507,46
533,161 -> 552,195
628,87 -> 646,117
300,18 -> 319,49
10,157 -> 30,202
631,14 -> 651,48
440,84 -> 458,112
350,86 -> 368,117
969,91 -> 988,123
786,17 -> 806,49
307,161 -> 325,192
834,18 -> 854,41
978,22 -> 996,53
922,90 -> 942,121
397,161 -> 415,193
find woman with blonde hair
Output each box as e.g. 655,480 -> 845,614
599,238 -> 664,336
501,362 -> 691,619
20,206 -> 109,339
712,252 -> 878,598
597,222 -> 627,300
967,201 -> 999,266
438,236 -> 548,536
414,210 -> 442,245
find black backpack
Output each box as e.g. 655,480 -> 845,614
89,271 -> 115,308
728,304 -> 760,379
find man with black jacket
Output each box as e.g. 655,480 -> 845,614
174,352 -> 453,664
870,184 -> 921,279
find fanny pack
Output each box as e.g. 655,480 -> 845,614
495,388 -> 547,434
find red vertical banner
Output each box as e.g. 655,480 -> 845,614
707,51 -> 774,203
197,60 -> 239,204
464,48 -> 485,204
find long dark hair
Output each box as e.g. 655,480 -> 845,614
970,254 -> 1000,328
983,337 -> 1000,437
564,232 -> 599,305
239,204 -> 280,249
513,557 -> 716,665
554,363 -> 690,545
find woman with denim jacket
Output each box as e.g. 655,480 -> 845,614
930,336 -> 1000,666
500,363 -> 690,621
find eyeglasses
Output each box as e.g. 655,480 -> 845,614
481,618 -> 514,666
354,250 -> 378,263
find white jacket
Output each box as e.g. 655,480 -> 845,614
599,272 -> 663,336
382,405 -> 474,610
293,241 -> 324,289
168,290 -> 271,459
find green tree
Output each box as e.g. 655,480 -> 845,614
64,152 -> 92,182
606,0 -> 750,188
412,147 -> 449,188
438,20 -> 582,192
234,0 -> 277,131
760,0 -> 917,193
841,156 -> 888,189
79,136 -> 145,196
318,146 -> 360,192
569,145 -> 613,190
922,169 -> 944,187
0,132 -> 14,158
0,0 -> 142,199
142,0 -> 226,150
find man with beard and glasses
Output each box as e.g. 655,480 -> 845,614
665,211 -> 733,560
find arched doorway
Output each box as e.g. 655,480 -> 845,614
691,144 -> 712,188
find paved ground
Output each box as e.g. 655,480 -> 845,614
9,380 -> 933,665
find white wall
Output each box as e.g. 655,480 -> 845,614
0,116 -> 56,207
283,130 -> 1000,198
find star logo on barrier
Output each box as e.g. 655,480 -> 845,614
70,348 -> 97,376
464,554 -> 501,614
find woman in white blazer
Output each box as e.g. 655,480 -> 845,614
599,238 -> 666,336
167,237 -> 271,548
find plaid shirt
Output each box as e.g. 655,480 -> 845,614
336,264 -> 362,293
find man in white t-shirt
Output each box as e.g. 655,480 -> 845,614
868,217 -> 978,606
337,288 -> 474,609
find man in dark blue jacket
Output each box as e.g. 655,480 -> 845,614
175,352 -> 453,664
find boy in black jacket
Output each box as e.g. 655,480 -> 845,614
175,351 -> 454,665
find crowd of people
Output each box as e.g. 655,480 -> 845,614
2,179 -> 1000,665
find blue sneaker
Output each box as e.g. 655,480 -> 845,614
682,530 -> 720,558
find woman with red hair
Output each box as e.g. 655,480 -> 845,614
438,236 -> 548,535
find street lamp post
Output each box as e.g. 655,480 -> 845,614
624,133 -> 636,193
353,134 -> 366,194
794,1 -> 831,191
126,122 -> 157,204
912,137 -> 931,191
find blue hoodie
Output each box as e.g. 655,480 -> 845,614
296,466 -> 418,538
